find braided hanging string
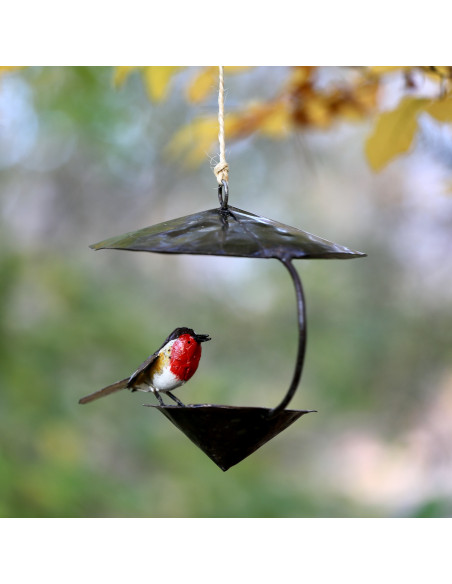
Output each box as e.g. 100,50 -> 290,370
213,66 -> 229,185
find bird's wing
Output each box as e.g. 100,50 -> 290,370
127,352 -> 159,387
127,329 -> 182,387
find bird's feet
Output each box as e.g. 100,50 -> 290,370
154,391 -> 166,407
166,391 -> 185,407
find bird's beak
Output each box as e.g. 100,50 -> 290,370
195,333 -> 211,343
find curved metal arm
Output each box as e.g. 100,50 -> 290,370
269,257 -> 307,415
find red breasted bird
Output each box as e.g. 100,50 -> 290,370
79,327 -> 211,407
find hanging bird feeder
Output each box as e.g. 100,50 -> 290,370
88,68 -> 366,471
90,180 -> 366,471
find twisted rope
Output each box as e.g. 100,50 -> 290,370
213,66 -> 229,184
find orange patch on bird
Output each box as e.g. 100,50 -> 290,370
153,350 -> 171,375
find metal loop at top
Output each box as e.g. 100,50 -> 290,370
217,180 -> 229,211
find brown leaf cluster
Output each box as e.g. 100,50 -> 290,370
286,66 -> 378,129
166,66 -> 380,167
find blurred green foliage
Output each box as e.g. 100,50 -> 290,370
0,67 -> 451,517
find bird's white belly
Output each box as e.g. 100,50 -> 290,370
151,367 -> 184,392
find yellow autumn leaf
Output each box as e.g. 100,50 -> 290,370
304,97 -> 332,128
335,101 -> 364,122
365,96 -> 430,171
225,67 -> 252,72
167,100 -> 292,167
187,67 -> 217,103
141,66 -> 183,102
258,102 -> 292,137
425,98 -> 452,122
336,81 -> 379,122
113,66 -> 138,87
368,66 -> 412,75
287,66 -> 313,87
187,66 -> 253,103
229,101 -> 292,137
166,116 -> 219,167
223,112 -> 247,139
166,109 -> 255,167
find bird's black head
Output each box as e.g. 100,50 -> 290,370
169,327 -> 211,343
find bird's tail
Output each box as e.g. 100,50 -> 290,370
79,378 -> 129,405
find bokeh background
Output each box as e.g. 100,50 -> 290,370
1,66 -> 451,517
